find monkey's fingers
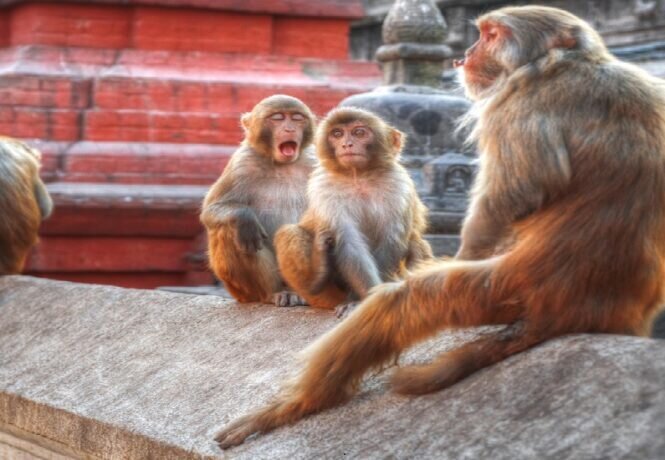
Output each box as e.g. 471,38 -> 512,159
335,301 -> 359,319
215,414 -> 262,449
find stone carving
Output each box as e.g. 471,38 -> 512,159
375,0 -> 453,87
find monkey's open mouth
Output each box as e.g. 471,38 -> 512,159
279,141 -> 298,157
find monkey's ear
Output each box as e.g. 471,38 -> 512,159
390,128 -> 405,155
240,113 -> 253,132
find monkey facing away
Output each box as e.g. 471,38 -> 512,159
274,107 -> 432,310
215,6 -> 665,448
0,137 -> 53,275
201,95 -> 317,307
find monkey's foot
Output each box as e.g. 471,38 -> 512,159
272,291 -> 307,308
335,301 -> 359,319
215,414 -> 262,449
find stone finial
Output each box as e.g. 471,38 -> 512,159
375,0 -> 452,87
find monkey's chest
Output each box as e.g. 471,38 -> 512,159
328,191 -> 407,242
252,180 -> 308,237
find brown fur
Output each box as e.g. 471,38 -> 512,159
0,137 -> 53,275
201,95 -> 316,304
215,6 -> 665,448
274,107 -> 432,309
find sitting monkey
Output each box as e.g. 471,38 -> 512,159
275,107 -> 432,311
0,137 -> 53,275
201,95 -> 317,306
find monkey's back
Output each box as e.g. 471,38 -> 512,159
487,56 -> 665,334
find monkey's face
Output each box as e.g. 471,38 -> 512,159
264,111 -> 308,164
327,121 -> 375,170
454,21 -> 509,100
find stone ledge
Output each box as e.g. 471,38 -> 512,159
1,276 -> 664,459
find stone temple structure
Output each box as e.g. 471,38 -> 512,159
341,0 -> 473,256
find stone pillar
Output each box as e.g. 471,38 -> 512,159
375,0 -> 452,87
340,0 -> 474,255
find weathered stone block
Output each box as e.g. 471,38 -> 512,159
1,276 -> 664,458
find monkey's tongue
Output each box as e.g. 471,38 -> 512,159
279,142 -> 297,157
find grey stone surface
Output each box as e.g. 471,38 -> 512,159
1,276 -> 665,459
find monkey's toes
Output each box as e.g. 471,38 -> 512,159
272,291 -> 307,308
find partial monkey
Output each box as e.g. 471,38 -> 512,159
0,137 -> 53,275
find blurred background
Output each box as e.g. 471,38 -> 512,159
2,0 -> 664,292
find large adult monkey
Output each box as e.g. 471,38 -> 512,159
274,107 -> 432,310
215,6 -> 665,448
0,137 -> 53,275
201,95 -> 316,307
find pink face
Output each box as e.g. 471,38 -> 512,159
266,111 -> 308,163
328,121 -> 375,170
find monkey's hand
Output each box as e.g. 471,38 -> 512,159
215,398 -> 308,449
315,229 -> 336,253
215,413 -> 264,449
335,301 -> 359,319
234,215 -> 268,253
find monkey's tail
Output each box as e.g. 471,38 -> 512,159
278,257 -> 510,418
391,322 -> 546,395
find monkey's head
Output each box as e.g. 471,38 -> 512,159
454,6 -> 608,100
316,107 -> 404,174
241,95 -> 316,164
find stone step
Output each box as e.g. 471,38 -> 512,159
31,140 -> 232,185
25,182 -> 211,288
425,234 -> 460,257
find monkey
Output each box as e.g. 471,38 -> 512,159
200,95 -> 317,307
214,6 -> 665,448
0,137 -> 53,275
273,107 -> 433,311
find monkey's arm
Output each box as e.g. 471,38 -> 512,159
201,177 -> 267,253
308,229 -> 335,295
334,223 -> 382,298
33,178 -> 53,220
457,115 -> 571,260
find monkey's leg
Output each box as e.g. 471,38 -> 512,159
275,225 -> 347,309
215,256 -> 522,448
208,229 -> 281,303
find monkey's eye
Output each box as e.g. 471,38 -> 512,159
330,128 -> 344,138
291,113 -> 305,121
352,127 -> 368,137
269,113 -> 285,121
